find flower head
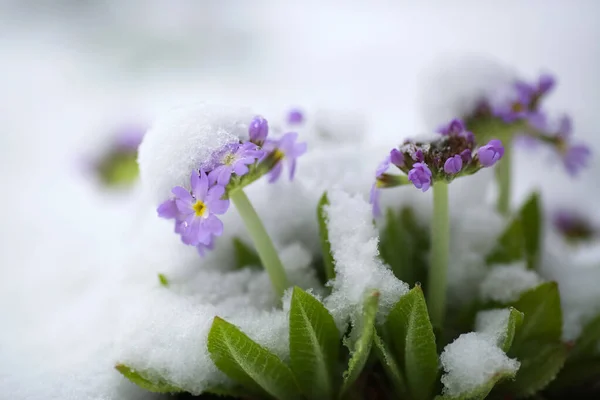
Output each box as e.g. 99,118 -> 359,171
171,170 -> 230,246
287,109 -> 304,125
390,148 -> 404,168
562,144 -> 591,176
264,132 -> 307,182
408,163 -> 432,192
438,119 -> 465,136
248,116 -> 269,145
444,155 -> 463,175
208,142 -> 265,186
477,139 -> 505,167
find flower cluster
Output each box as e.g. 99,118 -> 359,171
370,119 -> 504,216
156,115 -> 307,255
553,209 -> 597,243
465,74 -> 591,176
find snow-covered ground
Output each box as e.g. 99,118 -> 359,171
1,1 -> 599,398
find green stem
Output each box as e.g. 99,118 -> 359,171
229,189 -> 289,298
496,141 -> 512,216
427,182 -> 449,329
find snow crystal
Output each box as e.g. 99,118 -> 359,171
418,54 -> 517,131
475,308 -> 511,346
440,332 -> 520,397
323,188 -> 409,327
480,262 -> 543,303
137,103 -> 254,203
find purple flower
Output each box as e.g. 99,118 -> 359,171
287,109 -> 304,124
562,144 -> 591,176
376,156 -> 391,177
196,236 -> 215,257
390,149 -> 404,168
370,184 -> 382,217
557,115 -> 572,139
208,142 -> 264,186
408,163 -> 432,192
264,132 -> 307,182
460,149 -> 472,164
115,127 -> 145,151
537,74 -> 555,95
249,116 -> 269,145
157,198 -> 179,219
478,139 -> 505,167
412,149 -> 424,162
171,170 -> 230,246
438,119 -> 465,136
444,155 -> 463,175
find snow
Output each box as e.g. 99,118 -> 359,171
324,189 -> 409,327
475,308 -> 512,346
138,103 -> 254,203
480,262 -> 543,303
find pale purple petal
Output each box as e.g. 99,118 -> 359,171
157,199 -> 178,219
171,186 -> 193,204
269,163 -> 283,183
370,184 -> 382,217
192,170 -> 209,200
204,214 -> 224,236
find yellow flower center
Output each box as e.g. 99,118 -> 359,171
273,149 -> 285,162
511,102 -> 524,113
192,200 -> 207,217
222,153 -> 236,166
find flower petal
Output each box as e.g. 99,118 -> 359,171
192,170 -> 209,200
204,215 -> 224,236
171,186 -> 193,203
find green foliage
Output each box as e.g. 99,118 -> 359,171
207,317 -> 303,400
498,308 -> 524,352
158,273 -> 169,287
519,192 -> 542,270
504,282 -> 567,397
289,287 -> 340,399
485,193 -> 542,269
340,290 -> 380,396
373,331 -> 408,397
379,207 -> 429,286
317,192 -> 335,282
97,151 -> 139,186
436,368 -> 518,400
232,237 -> 261,269
115,364 -> 183,393
385,285 -> 438,400
568,314 -> 600,360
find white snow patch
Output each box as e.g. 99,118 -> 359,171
480,262 -> 543,303
475,308 -> 511,346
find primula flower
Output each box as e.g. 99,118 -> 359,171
264,132 -> 307,182
444,155 -> 463,175
287,109 -> 304,125
408,163 -> 432,192
369,156 -> 391,217
248,116 -> 269,145
171,170 -> 230,246
562,145 -> 591,176
477,140 -> 505,167
208,142 -> 265,186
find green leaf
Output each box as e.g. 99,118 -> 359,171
317,192 -> 335,282
232,237 -> 261,269
373,331 -> 408,397
207,317 -> 302,400
520,192 -> 542,270
548,357 -> 600,391
568,314 -> 600,360
157,273 -> 169,287
115,364 -> 183,393
499,308 -> 524,352
505,341 -> 567,397
340,290 -> 380,396
289,287 -> 340,399
505,282 -> 566,396
510,282 -> 562,344
485,217 -> 524,265
436,367 -> 518,400
379,207 -> 429,286
385,285 -> 438,400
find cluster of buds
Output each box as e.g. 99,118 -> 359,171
370,119 -> 504,216
465,74 -> 591,176
156,115 -> 306,255
553,209 -> 597,244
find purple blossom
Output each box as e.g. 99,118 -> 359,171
249,116 -> 269,145
208,142 -> 264,186
115,127 -> 145,151
196,236 -> 215,257
437,119 -> 465,136
478,139 -> 505,167
157,198 -> 179,219
171,170 -> 230,246
264,132 -> 307,182
390,148 -> 404,168
376,156 -> 391,177
557,115 -> 572,139
370,184 -> 382,217
537,74 -> 555,95
562,144 -> 591,176
408,162 -> 432,192
412,149 -> 424,162
460,149 -> 472,163
444,155 -> 463,175
287,109 -> 304,124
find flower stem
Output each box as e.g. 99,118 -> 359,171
427,181 -> 449,329
230,189 -> 289,298
496,140 -> 512,216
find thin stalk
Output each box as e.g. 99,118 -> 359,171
230,189 -> 289,298
496,141 -> 512,216
427,181 -> 449,329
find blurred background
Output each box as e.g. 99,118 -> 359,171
0,0 -> 599,396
